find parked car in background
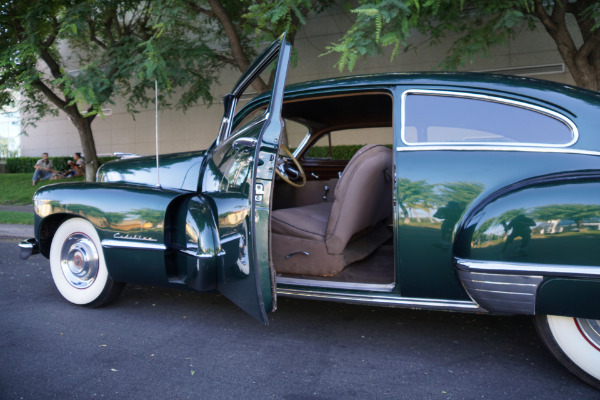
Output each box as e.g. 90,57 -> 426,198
20,34 -> 600,390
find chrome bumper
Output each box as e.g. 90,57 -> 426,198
19,238 -> 40,260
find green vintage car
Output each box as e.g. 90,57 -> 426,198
20,35 -> 600,389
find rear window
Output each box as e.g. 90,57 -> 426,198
402,91 -> 576,147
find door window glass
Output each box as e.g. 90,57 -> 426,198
403,92 -> 576,146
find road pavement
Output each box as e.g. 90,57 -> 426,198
0,239 -> 598,399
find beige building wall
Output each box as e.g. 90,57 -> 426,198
20,4 -> 577,158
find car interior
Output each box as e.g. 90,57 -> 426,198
269,91 -> 396,291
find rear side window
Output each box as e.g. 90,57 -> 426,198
402,91 -> 576,147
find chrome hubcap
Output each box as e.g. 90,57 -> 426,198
60,233 -> 99,289
576,318 -> 600,351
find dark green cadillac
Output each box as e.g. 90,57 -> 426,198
19,35 -> 600,389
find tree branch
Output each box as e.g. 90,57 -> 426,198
578,28 -> 600,59
31,79 -> 68,110
38,47 -> 63,81
86,18 -> 107,49
205,0 -> 268,92
183,1 -> 216,18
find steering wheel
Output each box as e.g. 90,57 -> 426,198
275,145 -> 306,188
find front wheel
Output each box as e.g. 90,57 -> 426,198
49,218 -> 124,307
534,314 -> 600,390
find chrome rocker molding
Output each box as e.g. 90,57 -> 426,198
276,286 -> 483,313
276,276 -> 395,292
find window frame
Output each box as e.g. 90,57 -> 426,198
400,89 -> 578,148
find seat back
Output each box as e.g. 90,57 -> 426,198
325,144 -> 393,254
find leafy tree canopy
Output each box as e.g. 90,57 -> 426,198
0,0 -> 330,180
325,0 -> 600,90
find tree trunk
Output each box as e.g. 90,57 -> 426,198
532,0 -> 600,91
67,107 -> 99,182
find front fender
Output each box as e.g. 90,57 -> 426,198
454,175 -> 600,316
34,182 -> 188,283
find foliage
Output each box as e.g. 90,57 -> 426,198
0,173 -> 84,205
244,0 -> 333,67
0,0 -> 221,119
0,0 -> 332,181
5,156 -> 117,173
324,0 -> 600,90
304,144 -> 392,160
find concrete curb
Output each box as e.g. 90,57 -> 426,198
0,224 -> 34,239
0,205 -> 34,239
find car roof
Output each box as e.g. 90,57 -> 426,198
283,72 -> 600,103
238,71 -> 600,150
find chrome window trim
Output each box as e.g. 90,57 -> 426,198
395,145 -> 600,157
227,112 -> 269,144
400,89 -> 578,148
292,132 -> 312,158
276,276 -> 395,292
277,287 -> 483,312
101,239 -> 166,251
456,258 -> 600,278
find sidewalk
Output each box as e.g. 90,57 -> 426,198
0,204 -> 34,239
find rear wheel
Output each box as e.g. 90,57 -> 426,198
49,218 -> 124,307
534,314 -> 600,390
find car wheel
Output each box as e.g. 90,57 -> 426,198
49,218 -> 124,307
535,314 -> 600,390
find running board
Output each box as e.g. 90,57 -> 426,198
276,276 -> 395,292
277,287 -> 484,313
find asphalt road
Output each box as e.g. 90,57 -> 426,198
1,238 -> 598,400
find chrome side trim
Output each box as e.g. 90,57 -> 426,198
276,276 -> 395,292
457,270 -> 542,315
220,233 -> 242,244
276,287 -> 483,313
179,249 -> 215,259
400,89 -> 578,147
101,239 -> 166,251
456,258 -> 600,278
395,145 -> 600,157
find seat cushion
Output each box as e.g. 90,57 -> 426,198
271,202 -> 333,241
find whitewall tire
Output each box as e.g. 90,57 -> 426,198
49,218 -> 124,307
535,314 -> 600,390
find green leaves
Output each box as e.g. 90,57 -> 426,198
324,0 -> 599,77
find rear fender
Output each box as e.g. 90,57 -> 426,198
536,278 -> 600,319
454,174 -> 600,316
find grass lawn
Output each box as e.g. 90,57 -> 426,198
0,173 -> 84,205
0,210 -> 33,225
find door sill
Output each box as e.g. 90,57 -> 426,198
276,276 -> 395,292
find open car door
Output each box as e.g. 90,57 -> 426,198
201,34 -> 291,323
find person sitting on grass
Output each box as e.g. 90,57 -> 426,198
54,152 -> 85,179
32,152 -> 55,186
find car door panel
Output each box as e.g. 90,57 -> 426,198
200,35 -> 291,323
